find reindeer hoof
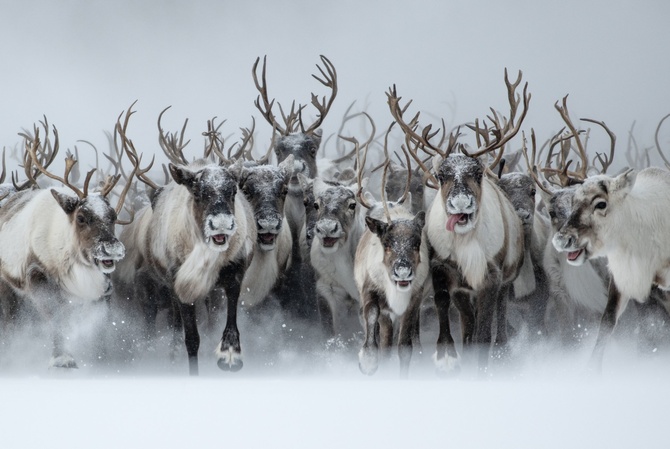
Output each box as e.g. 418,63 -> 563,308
215,346 -> 243,372
358,348 -> 379,375
433,351 -> 460,377
49,354 -> 78,369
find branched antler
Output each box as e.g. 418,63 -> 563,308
158,106 -> 190,166
301,55 -> 338,135
464,69 -> 531,170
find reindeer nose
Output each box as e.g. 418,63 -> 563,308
316,220 -> 338,235
448,194 -> 473,212
394,264 -> 413,280
257,217 -> 281,231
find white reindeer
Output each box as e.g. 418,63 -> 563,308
114,116 -> 255,375
388,71 -> 530,374
552,167 -> 670,369
0,127 -> 132,368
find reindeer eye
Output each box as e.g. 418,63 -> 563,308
530,189 -> 536,197
313,202 -> 319,210
348,202 -> 356,211
76,214 -> 86,225
595,201 -> 607,210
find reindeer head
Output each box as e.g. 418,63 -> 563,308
312,179 -> 358,254
551,170 -> 636,265
237,155 -> 293,251
384,164 -> 425,214
274,132 -> 321,194
170,163 -> 239,252
297,173 -> 317,248
51,190 -> 125,274
497,172 -> 536,231
434,154 -> 484,234
366,211 -> 426,293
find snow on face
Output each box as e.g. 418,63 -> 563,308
82,193 -> 113,222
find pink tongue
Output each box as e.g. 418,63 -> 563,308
567,250 -> 582,261
446,214 -> 465,232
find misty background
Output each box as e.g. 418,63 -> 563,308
1,0 -> 669,172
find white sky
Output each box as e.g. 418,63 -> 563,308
1,0 -> 669,173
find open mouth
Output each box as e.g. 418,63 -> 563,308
258,233 -> 277,246
446,213 -> 471,232
396,280 -> 411,288
567,249 -> 584,262
97,259 -> 116,271
322,237 -> 339,248
211,234 -> 228,246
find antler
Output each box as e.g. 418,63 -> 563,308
552,95 -> 589,180
252,56 -> 303,136
13,117 -> 61,191
301,55 -> 338,135
580,118 -> 616,174
520,129 -> 553,195
116,102 -> 159,193
464,69 -> 531,169
343,134 -> 374,210
654,112 -> 670,167
158,106 -> 190,166
24,123 -> 95,199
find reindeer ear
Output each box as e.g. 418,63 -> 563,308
413,210 -> 426,230
311,129 -> 323,147
296,172 -> 311,192
365,216 -> 388,238
228,158 -> 245,184
51,189 -> 79,215
610,168 -> 637,195
169,163 -> 196,187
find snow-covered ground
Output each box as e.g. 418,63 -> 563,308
2,298 -> 670,449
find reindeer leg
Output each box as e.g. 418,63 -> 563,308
136,271 -> 159,343
216,259 -> 245,372
398,295 -> 422,379
432,267 -> 460,376
358,289 -> 380,375
178,301 -> 199,376
473,265 -> 503,373
590,280 -> 629,373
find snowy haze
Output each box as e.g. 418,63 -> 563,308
2,1 -> 670,448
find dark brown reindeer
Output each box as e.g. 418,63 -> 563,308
0,120 -> 137,368
388,70 -> 529,374
252,55 -> 337,321
114,109 -> 255,375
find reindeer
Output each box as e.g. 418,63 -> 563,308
355,137 -> 429,377
252,55 -> 337,321
522,99 -> 617,344
388,70 -> 529,374
496,165 -> 552,338
236,156 -> 294,311
309,175 -> 366,337
547,105 -> 670,369
114,111 -> 255,375
0,122 -> 135,368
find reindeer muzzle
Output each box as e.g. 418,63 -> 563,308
93,241 -> 125,273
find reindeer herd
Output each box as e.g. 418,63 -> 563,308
1,55 -> 669,377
